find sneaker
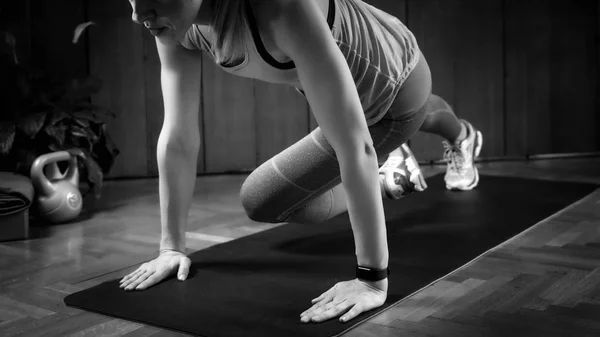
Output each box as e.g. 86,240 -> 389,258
379,143 -> 427,200
443,119 -> 483,191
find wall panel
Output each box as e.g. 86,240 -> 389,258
254,83 -> 309,165
505,0 -> 597,155
30,0 -> 87,82
504,0 -> 552,155
0,0 -> 31,65
88,0 -> 148,178
47,0 -> 600,178
202,62 -> 256,173
547,0 -> 596,153
408,0 -> 505,161
598,0 -> 600,150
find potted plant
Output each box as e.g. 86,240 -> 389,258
0,25 -> 119,199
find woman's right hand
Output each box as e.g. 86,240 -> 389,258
119,249 -> 191,291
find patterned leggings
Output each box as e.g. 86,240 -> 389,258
240,53 -> 452,224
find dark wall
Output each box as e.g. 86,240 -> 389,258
372,0 -> 599,160
1,0 -> 88,82
5,0 -> 599,178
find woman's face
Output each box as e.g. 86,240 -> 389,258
129,0 -> 204,44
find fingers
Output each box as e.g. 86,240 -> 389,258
120,268 -> 143,284
301,299 -> 342,323
119,254 -> 190,291
303,290 -> 334,317
301,279 -> 387,324
302,298 -> 333,317
311,291 -> 328,304
121,270 -> 150,290
120,270 -> 155,291
302,300 -> 358,323
339,304 -> 364,323
311,284 -> 336,304
301,284 -> 339,322
177,257 -> 191,281
119,268 -> 144,288
135,271 -> 164,290
313,301 -> 354,323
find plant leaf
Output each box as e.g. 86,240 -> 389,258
46,110 -> 70,127
66,148 -> 103,199
72,116 -> 90,129
17,111 -> 48,138
0,122 -> 16,155
89,121 -> 104,139
71,110 -> 103,123
74,103 -> 117,118
45,123 -> 68,147
48,143 -> 62,152
84,154 -> 103,199
92,129 -> 120,174
73,22 -> 95,44
68,125 -> 87,138
65,147 -> 85,159
69,125 -> 98,144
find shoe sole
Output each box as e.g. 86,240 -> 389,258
381,144 -> 427,199
446,130 -> 483,191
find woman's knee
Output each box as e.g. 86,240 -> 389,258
239,168 -> 337,225
285,191 -> 333,225
239,170 -> 280,224
240,162 -> 308,224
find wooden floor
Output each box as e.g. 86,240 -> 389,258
0,157 -> 599,336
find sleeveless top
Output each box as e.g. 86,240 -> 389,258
180,0 -> 421,126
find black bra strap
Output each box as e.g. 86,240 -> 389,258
246,0 -> 336,70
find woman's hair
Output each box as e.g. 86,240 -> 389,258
209,0 -> 248,66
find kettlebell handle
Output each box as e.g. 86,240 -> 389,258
30,151 -> 79,197
46,162 -> 66,180
63,155 -> 80,187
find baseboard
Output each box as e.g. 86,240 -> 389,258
419,151 -> 600,166
103,151 -> 600,180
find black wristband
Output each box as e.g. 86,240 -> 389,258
356,265 -> 390,282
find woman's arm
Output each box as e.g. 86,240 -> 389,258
119,40 -> 202,291
270,0 -> 389,276
155,40 -> 203,252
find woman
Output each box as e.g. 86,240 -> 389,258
119,0 -> 483,324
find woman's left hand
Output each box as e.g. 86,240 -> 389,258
300,279 -> 387,323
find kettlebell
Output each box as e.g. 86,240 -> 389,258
30,151 -> 83,224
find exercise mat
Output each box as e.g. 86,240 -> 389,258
65,175 -> 597,337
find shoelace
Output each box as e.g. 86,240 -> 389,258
443,141 -> 466,175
